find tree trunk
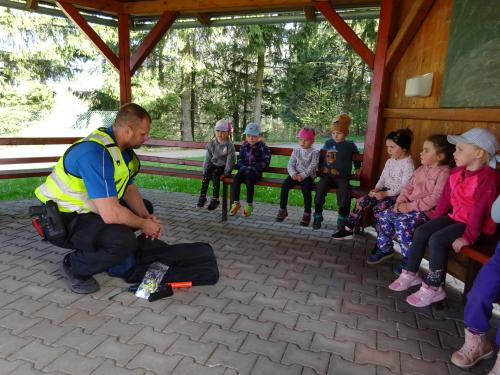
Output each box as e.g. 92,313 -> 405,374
158,38 -> 165,86
180,33 -> 193,141
253,51 -> 265,124
356,62 -> 367,136
232,108 -> 240,141
190,33 -> 197,140
342,54 -> 355,113
243,62 -> 249,127
190,69 -> 196,140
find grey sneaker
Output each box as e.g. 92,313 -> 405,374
60,255 -> 100,294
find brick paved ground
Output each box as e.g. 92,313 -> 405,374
0,189 -> 497,374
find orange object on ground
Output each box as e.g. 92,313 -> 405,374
168,281 -> 192,288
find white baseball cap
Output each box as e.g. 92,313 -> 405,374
448,128 -> 499,168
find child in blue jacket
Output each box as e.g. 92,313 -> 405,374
229,123 -> 271,217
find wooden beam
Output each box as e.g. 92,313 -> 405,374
26,0 -> 38,10
130,11 -> 178,75
57,1 -> 119,71
118,13 -> 132,104
122,0 -> 379,16
196,13 -> 212,27
362,0 -> 394,187
385,0 -> 435,71
384,108 -> 500,123
313,1 -> 374,70
56,0 -> 122,14
303,6 -> 317,22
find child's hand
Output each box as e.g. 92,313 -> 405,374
396,203 -> 410,213
354,169 -> 361,178
452,237 -> 469,253
373,191 -> 386,200
368,189 -> 379,198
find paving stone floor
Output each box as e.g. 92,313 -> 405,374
0,189 -> 497,375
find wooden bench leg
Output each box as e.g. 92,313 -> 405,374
222,182 -> 228,222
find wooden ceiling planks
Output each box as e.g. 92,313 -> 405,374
46,0 -> 379,16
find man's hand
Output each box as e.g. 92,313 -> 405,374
452,237 -> 469,253
292,173 -> 300,181
141,217 -> 163,240
296,174 -> 304,182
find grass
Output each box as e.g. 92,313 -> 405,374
0,154 -> 359,211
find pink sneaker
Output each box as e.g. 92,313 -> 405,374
406,282 -> 446,307
388,270 -> 422,292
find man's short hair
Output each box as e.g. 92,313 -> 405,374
114,103 -> 151,129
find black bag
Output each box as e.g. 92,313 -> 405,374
124,236 -> 219,286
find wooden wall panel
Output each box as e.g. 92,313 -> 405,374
375,0 -> 500,174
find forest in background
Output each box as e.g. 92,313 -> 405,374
0,8 -> 377,141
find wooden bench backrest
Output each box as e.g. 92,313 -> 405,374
0,137 -> 363,179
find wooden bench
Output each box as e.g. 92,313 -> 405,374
220,144 -> 367,222
447,229 -> 499,301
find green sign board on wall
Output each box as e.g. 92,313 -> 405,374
440,0 -> 500,108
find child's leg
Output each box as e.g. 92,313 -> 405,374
200,165 -> 215,197
372,196 -> 397,222
346,194 -> 377,229
314,176 -> 333,213
375,209 -> 397,254
232,171 -> 244,202
425,220 -> 466,287
404,216 -> 457,273
333,176 -> 351,222
300,177 -> 314,213
244,171 -> 260,204
211,166 -> 225,199
465,244 -> 500,335
280,176 -> 297,210
394,211 -> 429,258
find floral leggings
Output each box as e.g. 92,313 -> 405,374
346,194 -> 397,230
376,209 -> 429,257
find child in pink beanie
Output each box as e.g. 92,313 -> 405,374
275,127 -> 320,226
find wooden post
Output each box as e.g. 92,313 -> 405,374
118,14 -> 132,105
361,0 -> 395,188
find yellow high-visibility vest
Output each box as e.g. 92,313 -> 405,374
35,128 -> 140,213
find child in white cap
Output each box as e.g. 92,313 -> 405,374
229,122 -> 271,217
197,119 -> 236,211
388,128 -> 499,308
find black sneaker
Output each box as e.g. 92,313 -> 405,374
312,212 -> 323,230
367,249 -> 395,265
207,199 -> 220,211
197,196 -> 207,208
332,228 -> 354,240
60,255 -> 100,294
